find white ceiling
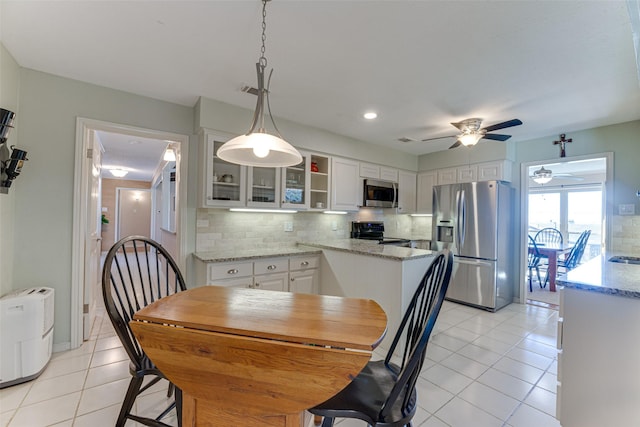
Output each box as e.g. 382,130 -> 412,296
2,0 -> 639,173
96,131 -> 171,181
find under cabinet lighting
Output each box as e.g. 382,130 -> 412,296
410,214 -> 433,217
323,211 -> 348,215
229,208 -> 298,213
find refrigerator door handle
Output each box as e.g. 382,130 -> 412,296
459,189 -> 466,248
455,190 -> 461,250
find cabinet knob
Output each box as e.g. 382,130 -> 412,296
300,261 -> 309,266
255,282 -> 260,287
291,277 -> 295,281
227,269 -> 239,275
267,265 -> 277,270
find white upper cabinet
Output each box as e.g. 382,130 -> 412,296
309,154 -> 330,210
437,168 -> 457,185
331,157 -> 360,211
380,167 -> 399,182
280,152 -> 310,210
397,171 -> 416,214
477,160 -> 512,182
247,166 -> 280,208
360,163 -> 398,182
416,171 -> 437,214
200,130 -> 247,208
456,164 -> 478,183
360,162 -> 380,179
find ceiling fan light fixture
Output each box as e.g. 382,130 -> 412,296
459,133 -> 483,146
533,166 -> 553,184
217,0 -> 302,168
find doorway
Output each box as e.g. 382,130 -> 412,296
520,153 -> 613,306
116,188 -> 152,239
71,118 -> 188,349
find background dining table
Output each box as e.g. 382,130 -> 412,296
130,285 -> 387,427
531,241 -> 573,292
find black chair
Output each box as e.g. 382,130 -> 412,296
309,250 -> 454,427
527,235 -> 542,292
559,230 -> 591,271
102,236 -> 186,427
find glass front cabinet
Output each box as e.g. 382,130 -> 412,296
201,130 -> 330,211
248,166 -> 280,208
202,131 -> 246,208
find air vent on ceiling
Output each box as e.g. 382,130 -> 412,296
240,85 -> 259,96
397,137 -> 416,143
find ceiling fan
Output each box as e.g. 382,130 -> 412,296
420,118 -> 523,149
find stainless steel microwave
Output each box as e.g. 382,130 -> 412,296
363,179 -> 398,208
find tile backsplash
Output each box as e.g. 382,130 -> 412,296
611,215 -> 640,254
195,208 -> 432,252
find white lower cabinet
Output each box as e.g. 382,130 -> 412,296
289,255 -> 320,294
253,272 -> 287,291
195,254 -> 320,294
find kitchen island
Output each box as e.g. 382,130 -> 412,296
556,254 -> 640,427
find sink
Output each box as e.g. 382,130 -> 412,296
608,256 -> 640,265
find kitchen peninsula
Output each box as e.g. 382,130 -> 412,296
194,239 -> 435,352
556,254 -> 640,427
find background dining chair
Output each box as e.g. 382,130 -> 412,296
309,250 -> 454,427
102,236 -> 186,427
559,229 -> 592,272
534,227 -> 563,248
527,235 -> 542,292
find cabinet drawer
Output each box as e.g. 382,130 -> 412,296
289,255 -> 320,271
208,261 -> 253,281
206,277 -> 252,288
254,258 -> 289,275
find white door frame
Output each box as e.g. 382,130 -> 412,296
71,118 -> 189,348
518,152 -> 613,304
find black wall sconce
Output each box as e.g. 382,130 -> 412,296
0,108 -> 28,194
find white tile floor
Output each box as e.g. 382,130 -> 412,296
1,301 -> 561,427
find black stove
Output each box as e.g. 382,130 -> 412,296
350,221 -> 411,247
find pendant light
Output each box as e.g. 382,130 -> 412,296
532,166 -> 553,184
217,0 -> 302,167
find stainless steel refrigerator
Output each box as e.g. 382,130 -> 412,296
431,181 -> 514,311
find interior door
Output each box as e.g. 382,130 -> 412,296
83,133 -> 102,340
117,189 -> 152,239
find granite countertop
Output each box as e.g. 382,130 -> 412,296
194,246 -> 322,263
557,253 -> 640,299
298,239 -> 435,261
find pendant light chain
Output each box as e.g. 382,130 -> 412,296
259,0 -> 268,69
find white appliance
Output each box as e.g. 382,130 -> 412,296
0,287 -> 54,388
432,181 -> 514,311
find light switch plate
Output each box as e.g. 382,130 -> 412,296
284,221 -> 293,232
618,204 -> 635,215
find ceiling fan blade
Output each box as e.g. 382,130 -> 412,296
482,119 -> 522,133
450,121 -> 467,131
421,134 -> 457,142
449,140 -> 462,149
482,133 -> 512,142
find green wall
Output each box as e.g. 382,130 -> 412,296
12,68 -> 194,346
0,44 -> 20,297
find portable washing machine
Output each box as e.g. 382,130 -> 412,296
0,287 -> 54,388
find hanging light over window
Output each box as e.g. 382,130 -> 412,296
217,0 -> 302,167
163,147 -> 176,162
532,166 -> 553,184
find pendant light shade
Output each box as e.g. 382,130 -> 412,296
218,132 -> 302,167
217,0 -> 302,167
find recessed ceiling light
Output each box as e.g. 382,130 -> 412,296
363,112 -> 377,120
